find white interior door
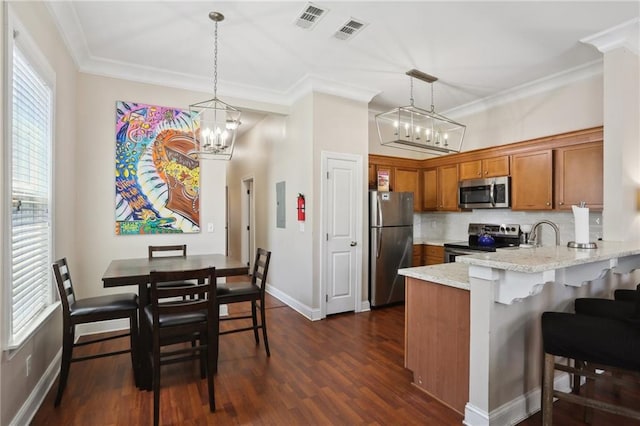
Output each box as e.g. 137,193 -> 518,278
323,153 -> 362,316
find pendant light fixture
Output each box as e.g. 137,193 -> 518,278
189,11 -> 241,160
376,69 -> 465,155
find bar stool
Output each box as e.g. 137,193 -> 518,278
52,258 -> 139,406
541,308 -> 640,424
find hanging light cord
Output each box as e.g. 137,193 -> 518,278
409,77 -> 415,106
213,18 -> 218,99
429,83 -> 435,113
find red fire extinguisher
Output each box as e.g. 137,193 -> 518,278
297,193 -> 306,221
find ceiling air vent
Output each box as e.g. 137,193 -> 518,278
294,3 -> 328,30
334,18 -> 367,40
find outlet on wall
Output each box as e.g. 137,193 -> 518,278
26,354 -> 32,377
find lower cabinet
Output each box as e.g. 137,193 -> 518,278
425,245 -> 444,265
405,278 -> 470,415
412,245 -> 423,267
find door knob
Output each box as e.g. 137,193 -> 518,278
350,241 -> 357,247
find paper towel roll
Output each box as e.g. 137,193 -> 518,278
572,205 -> 590,244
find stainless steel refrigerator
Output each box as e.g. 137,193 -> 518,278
369,191 -> 414,307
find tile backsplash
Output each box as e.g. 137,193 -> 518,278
415,209 -> 603,246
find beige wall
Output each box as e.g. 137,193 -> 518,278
74,73 -> 228,300
311,93 -> 369,308
368,74 -> 603,155
1,2 -> 75,424
228,92 -> 369,316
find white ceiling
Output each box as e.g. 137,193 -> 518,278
47,1 -> 639,129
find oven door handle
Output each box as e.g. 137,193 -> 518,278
489,181 -> 496,207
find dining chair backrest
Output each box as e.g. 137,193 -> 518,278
148,267 -> 217,337
251,248 -> 271,292
147,266 -> 218,424
148,244 -> 187,260
52,258 -> 77,316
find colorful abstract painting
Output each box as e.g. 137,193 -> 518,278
115,101 -> 200,235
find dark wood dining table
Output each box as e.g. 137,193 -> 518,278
102,253 -> 248,390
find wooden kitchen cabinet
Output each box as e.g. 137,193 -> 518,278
421,168 -> 438,211
437,164 -> 459,211
511,150 -> 553,210
423,165 -> 458,211
412,244 -> 424,266
405,277 -> 470,415
368,163 -> 376,189
555,141 -> 603,210
459,156 -> 510,181
424,245 -> 444,265
394,167 -> 421,211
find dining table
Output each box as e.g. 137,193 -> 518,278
102,253 -> 249,390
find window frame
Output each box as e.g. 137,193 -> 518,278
3,5 -> 58,351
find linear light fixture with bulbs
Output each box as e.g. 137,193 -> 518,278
376,69 -> 466,155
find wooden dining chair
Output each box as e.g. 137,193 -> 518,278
148,245 -> 195,296
146,267 -> 218,426
217,248 -> 272,357
52,258 -> 139,407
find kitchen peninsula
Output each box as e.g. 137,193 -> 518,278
399,241 -> 640,426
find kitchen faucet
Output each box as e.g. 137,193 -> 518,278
528,220 -> 560,246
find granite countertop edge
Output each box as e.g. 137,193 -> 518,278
398,262 -> 470,291
455,241 -> 640,273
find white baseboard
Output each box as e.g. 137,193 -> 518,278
464,372 -> 571,426
10,348 -> 62,426
359,300 -> 371,312
265,284 -> 320,320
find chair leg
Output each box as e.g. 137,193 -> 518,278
200,334 -> 206,379
129,312 -> 140,387
583,362 -> 595,424
153,343 -> 161,426
259,299 -> 270,357
206,331 -> 216,412
55,325 -> 75,407
251,301 -> 259,344
572,359 -> 583,394
542,352 -> 555,426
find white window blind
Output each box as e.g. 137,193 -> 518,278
9,40 -> 53,344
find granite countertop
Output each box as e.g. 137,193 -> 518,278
412,238 -> 452,246
456,240 -> 640,273
398,262 -> 470,290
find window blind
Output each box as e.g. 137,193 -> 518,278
10,44 -> 53,342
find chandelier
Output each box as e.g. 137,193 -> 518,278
376,69 -> 465,155
189,12 -> 241,160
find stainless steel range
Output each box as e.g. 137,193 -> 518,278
444,223 -> 520,263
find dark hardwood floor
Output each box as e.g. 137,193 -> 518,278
31,287 -> 640,425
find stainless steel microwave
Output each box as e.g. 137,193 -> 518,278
458,176 -> 510,209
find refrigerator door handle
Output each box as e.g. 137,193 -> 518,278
376,197 -> 383,227
376,230 -> 382,258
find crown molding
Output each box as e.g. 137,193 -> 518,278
286,73 -> 380,105
443,60 -> 603,119
581,17 -> 640,55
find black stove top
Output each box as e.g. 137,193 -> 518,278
443,223 -> 521,252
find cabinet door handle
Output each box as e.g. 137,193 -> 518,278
559,201 -> 564,205
546,202 -> 551,206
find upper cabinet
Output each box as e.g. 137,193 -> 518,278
437,164 -> 459,211
422,166 -> 457,211
459,156 -> 510,181
394,167 -> 422,212
422,168 -> 438,211
369,127 -> 603,213
511,150 -> 553,210
555,141 -> 603,210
